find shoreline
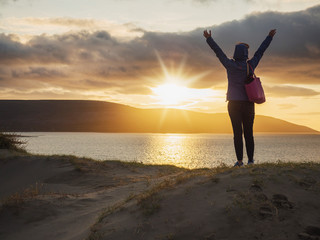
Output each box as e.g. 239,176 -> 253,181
13,132 -> 320,170
7,131 -> 320,135
1,149 -> 320,240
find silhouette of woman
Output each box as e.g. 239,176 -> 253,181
203,29 -> 276,166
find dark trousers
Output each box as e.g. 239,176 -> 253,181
228,101 -> 255,162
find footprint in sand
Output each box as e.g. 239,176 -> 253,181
250,183 -> 268,201
255,193 -> 268,201
272,194 -> 294,209
298,226 -> 320,240
203,233 -> 215,240
299,177 -> 317,188
249,183 -> 263,192
259,205 -> 274,218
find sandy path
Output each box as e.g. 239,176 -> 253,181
0,150 -> 184,240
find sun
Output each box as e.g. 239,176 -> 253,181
148,51 -> 222,108
151,83 -> 192,105
151,81 -> 218,107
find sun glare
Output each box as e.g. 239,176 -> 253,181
151,81 -> 220,107
152,83 -> 190,105
149,52 -> 221,108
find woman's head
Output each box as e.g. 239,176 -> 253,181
233,43 -> 249,61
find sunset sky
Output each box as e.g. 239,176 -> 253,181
1,0 -> 320,131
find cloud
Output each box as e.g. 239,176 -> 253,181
0,0 -> 17,5
200,5 -> 320,60
25,18 -> 102,28
190,0 -> 318,8
0,33 -> 71,64
11,67 -> 66,79
0,5 -> 320,100
192,0 -> 253,3
264,85 -> 320,97
277,104 -> 296,109
293,112 -> 320,115
1,17 -> 143,40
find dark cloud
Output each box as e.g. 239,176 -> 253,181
199,5 -> 320,60
251,58 -> 320,85
80,79 -> 122,89
0,34 -> 70,64
0,5 -> 319,97
11,67 -> 66,79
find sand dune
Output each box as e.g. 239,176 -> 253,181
1,150 -> 320,240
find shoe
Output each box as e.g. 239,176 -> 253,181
248,160 -> 254,165
234,161 -> 244,167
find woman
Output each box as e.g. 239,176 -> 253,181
203,29 -> 276,166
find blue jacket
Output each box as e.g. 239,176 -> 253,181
206,35 -> 273,101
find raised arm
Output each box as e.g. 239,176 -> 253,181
249,29 -> 276,69
203,30 -> 232,69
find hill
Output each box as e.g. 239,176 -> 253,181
0,100 -> 317,133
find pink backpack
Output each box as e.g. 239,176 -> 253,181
245,63 -> 266,104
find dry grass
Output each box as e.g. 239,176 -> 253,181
0,182 -> 43,210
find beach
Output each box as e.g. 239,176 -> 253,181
1,149 -> 320,240
1,0 -> 320,239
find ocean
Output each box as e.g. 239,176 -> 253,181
18,132 -> 320,169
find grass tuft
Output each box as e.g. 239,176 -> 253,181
0,132 -> 26,152
1,183 -> 43,211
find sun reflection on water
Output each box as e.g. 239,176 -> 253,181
161,134 -> 186,163
20,133 -> 320,169
144,134 -> 222,169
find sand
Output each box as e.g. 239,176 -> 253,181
0,149 -> 320,240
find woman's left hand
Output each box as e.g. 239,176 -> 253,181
203,30 -> 211,39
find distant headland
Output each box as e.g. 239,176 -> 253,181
0,100 -> 317,133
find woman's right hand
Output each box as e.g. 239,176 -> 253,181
203,30 -> 212,39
